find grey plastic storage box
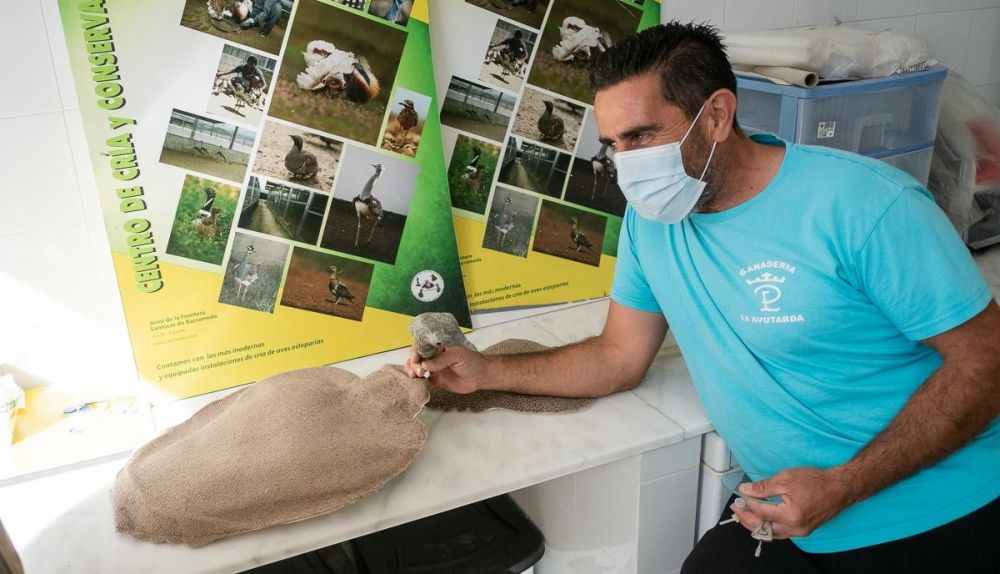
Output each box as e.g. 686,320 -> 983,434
736,67 -> 947,185
736,67 -> 946,155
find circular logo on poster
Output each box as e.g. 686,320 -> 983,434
412,270 -> 444,302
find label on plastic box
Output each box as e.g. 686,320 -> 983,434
817,121 -> 836,139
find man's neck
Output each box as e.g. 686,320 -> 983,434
697,134 -> 785,214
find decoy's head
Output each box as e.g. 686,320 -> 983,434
345,57 -> 380,103
544,100 -> 555,113
399,99 -> 416,110
289,134 -> 304,148
246,244 -> 256,254
371,162 -> 384,174
570,217 -> 579,225
504,196 -> 512,205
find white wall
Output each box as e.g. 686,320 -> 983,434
664,0 -> 1000,107
0,0 -> 137,394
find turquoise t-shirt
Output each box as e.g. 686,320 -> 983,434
613,134 -> 999,552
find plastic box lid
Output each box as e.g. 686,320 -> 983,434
736,65 -> 947,99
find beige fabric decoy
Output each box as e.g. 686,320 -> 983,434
112,365 -> 429,547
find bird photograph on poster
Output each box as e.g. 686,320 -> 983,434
218,232 -> 290,313
446,134 -> 501,215
159,109 -> 256,184
440,76 -> 517,143
478,19 -> 538,92
531,199 -> 605,266
166,175 -> 240,265
511,86 -> 583,152
563,109 -> 626,216
207,44 -> 276,126
280,246 -> 374,321
321,145 -> 419,264
252,120 -> 342,193
269,0 -> 407,145
526,0 -> 642,105
482,186 -> 538,258
380,88 -> 432,158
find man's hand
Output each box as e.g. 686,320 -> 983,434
730,466 -> 856,539
403,346 -> 489,395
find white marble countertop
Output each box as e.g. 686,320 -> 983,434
0,300 -> 709,574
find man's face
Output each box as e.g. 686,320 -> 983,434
594,72 -> 717,188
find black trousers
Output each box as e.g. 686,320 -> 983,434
682,494 -> 1000,573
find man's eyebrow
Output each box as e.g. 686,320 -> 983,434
599,124 -> 660,145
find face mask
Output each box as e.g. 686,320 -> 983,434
613,102 -> 718,223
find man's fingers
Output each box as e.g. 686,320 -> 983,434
405,346 -> 424,378
730,503 -> 792,540
420,346 -> 467,373
739,477 -> 782,499
742,498 -> 787,523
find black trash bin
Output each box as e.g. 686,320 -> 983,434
242,494 -> 544,574
352,494 -> 544,574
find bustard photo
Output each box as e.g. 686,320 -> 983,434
327,266 -> 355,305
353,163 -> 385,247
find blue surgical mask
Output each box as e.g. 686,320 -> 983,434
613,102 -> 718,223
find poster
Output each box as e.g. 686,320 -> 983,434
59,0 -> 470,403
431,0 -> 660,311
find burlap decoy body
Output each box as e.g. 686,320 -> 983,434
113,339 -> 594,546
113,365 -> 429,547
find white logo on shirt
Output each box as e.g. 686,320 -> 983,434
746,272 -> 785,312
738,260 -> 805,324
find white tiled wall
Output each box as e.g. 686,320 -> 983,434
664,0 -> 1000,107
0,0 -> 137,393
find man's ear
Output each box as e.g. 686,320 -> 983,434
705,88 -> 738,143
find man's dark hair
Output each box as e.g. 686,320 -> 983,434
590,21 -> 738,124
247,56 -> 258,65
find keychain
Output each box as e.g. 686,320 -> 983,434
718,498 -> 774,558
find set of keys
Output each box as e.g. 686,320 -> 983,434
719,497 -> 774,558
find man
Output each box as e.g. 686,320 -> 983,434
216,55 -> 265,95
406,22 -> 1000,572
239,0 -> 287,38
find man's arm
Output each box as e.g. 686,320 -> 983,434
405,301 -> 668,397
736,301 -> 1000,539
